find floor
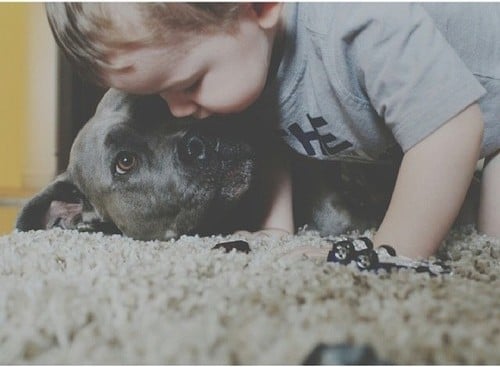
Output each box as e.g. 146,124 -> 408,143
0,188 -> 34,235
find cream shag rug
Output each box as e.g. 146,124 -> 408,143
0,226 -> 499,364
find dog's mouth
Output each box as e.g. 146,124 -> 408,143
219,159 -> 255,199
214,138 -> 221,153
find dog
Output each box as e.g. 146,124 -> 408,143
16,89 -> 476,241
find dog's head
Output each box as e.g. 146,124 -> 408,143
17,89 -> 259,240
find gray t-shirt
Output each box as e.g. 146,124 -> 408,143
259,3 -> 499,163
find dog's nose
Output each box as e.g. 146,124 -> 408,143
179,131 -> 208,163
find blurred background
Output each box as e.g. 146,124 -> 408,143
0,3 -> 104,235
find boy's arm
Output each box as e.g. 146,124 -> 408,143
259,154 -> 294,234
373,103 -> 483,258
235,151 -> 294,238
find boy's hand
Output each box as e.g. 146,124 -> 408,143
234,228 -> 292,240
280,245 -> 329,261
374,103 -> 483,258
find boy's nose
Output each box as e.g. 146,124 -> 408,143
160,93 -> 198,118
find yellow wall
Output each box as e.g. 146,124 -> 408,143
0,206 -> 19,235
0,4 -> 30,234
0,3 -> 28,190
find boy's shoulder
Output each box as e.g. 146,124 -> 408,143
296,3 -> 426,37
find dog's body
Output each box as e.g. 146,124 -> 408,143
16,89 -> 475,241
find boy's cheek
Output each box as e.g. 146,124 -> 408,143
202,81 -> 264,114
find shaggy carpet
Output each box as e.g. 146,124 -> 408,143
0,226 -> 499,364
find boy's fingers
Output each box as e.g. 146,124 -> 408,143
281,246 -> 330,261
233,229 -> 291,240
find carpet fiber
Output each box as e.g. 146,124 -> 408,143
0,226 -> 499,364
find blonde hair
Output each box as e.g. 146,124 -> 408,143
46,3 -> 243,84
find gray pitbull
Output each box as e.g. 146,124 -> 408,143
18,88 -> 449,241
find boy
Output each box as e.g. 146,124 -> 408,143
46,3 -> 500,258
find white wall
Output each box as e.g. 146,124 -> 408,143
24,3 -> 57,190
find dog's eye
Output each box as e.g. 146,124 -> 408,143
114,152 -> 137,175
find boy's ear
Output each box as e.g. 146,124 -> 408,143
249,3 -> 284,29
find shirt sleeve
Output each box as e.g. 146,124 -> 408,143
330,3 -> 486,152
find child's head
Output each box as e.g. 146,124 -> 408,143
47,3 -> 284,118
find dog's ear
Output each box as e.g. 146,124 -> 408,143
95,88 -> 135,116
16,174 -> 86,231
16,174 -> 120,234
